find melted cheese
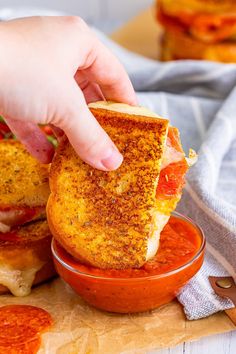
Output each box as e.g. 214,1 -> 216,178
0,209 -> 24,232
161,144 -> 184,170
146,212 -> 170,260
0,209 -> 21,222
0,209 -> 25,229
0,222 -> 10,233
0,262 -> 44,296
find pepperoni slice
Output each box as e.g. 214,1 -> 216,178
157,127 -> 189,198
0,305 -> 53,354
0,338 -> 40,354
0,231 -> 19,242
157,160 -> 189,198
167,127 -> 183,153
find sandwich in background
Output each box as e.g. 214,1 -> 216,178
157,0 -> 236,62
47,101 -> 196,270
0,140 -> 50,232
0,140 -> 56,296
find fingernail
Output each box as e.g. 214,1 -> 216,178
101,147 -> 123,170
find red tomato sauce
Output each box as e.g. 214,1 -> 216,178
53,215 -> 204,313
0,305 -> 53,354
68,215 -> 202,278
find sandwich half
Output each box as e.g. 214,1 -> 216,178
0,140 -> 50,232
47,101 -> 194,269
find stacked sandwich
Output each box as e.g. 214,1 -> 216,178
157,0 -> 236,62
0,140 -> 56,296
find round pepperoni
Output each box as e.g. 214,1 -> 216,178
157,160 -> 189,198
0,338 -> 40,354
0,305 -> 53,353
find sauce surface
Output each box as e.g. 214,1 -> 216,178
0,305 -> 53,354
53,214 -> 205,313
65,215 -> 202,277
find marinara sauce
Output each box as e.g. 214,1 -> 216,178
66,215 -> 201,278
53,214 -> 205,313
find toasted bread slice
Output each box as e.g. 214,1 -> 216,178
47,101 -> 169,269
0,220 -> 56,296
0,140 -> 50,230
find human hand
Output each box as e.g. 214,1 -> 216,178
0,16 -> 137,170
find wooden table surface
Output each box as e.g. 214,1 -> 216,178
149,331 -> 236,354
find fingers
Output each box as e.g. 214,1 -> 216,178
58,82 -> 123,171
49,124 -> 64,139
4,118 -> 54,164
82,38 -> 137,105
74,71 -> 104,103
80,81 -> 104,104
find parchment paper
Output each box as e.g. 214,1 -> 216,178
1,278 -> 235,354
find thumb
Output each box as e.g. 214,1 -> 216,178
58,83 -> 123,171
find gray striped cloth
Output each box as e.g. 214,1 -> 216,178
96,31 -> 236,320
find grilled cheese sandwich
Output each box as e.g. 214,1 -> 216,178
47,101 -> 193,269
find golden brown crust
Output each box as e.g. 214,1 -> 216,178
161,29 -> 236,62
158,0 -> 236,15
0,140 -> 50,208
48,106 -> 169,269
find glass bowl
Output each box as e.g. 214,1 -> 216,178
51,211 -> 205,313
